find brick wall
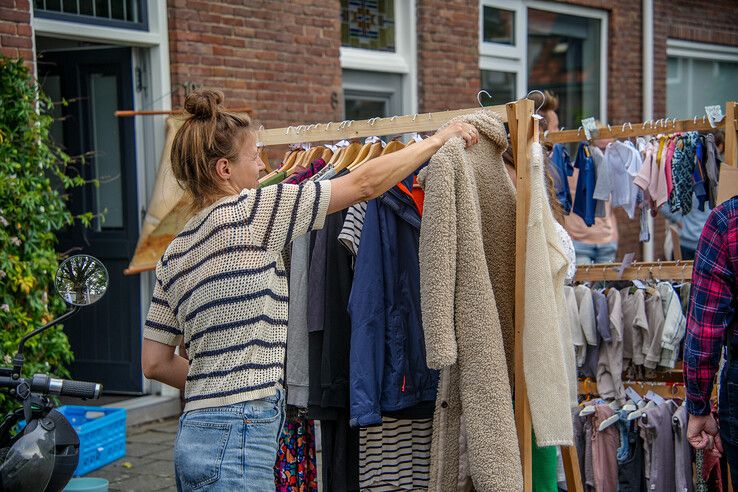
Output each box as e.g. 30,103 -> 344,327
0,0 -> 33,66
416,0 -> 479,113
167,0 -> 343,130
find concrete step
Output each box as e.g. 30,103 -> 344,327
104,395 -> 181,427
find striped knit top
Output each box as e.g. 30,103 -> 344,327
144,181 -> 332,412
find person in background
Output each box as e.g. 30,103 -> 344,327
684,195 -> 738,481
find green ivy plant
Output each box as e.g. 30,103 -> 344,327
0,56 -> 92,415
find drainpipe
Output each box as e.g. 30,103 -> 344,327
642,0 -> 655,261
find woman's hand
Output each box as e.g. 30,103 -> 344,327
431,122 -> 480,148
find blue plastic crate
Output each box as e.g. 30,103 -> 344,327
58,406 -> 127,477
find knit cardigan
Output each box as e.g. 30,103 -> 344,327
523,143 -> 575,446
419,110 -> 522,491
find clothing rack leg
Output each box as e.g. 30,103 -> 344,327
725,101 -> 737,167
561,446 -> 584,492
508,99 -> 534,491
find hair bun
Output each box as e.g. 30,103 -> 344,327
184,89 -> 224,120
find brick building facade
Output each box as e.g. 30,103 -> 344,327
1,1 -> 737,394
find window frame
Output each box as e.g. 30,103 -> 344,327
34,0 -> 149,31
340,0 -> 418,115
666,39 -> 738,120
479,0 -> 608,126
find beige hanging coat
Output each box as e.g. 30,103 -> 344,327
418,110 -> 522,491
523,142 -> 575,446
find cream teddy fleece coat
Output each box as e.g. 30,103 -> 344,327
523,142 -> 575,446
419,110 -> 521,491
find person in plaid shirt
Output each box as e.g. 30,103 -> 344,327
684,195 -> 738,478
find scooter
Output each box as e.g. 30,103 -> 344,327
0,255 -> 108,491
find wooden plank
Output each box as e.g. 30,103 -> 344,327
573,261 -> 693,282
114,108 -> 253,117
562,447 -> 584,492
578,380 -> 687,400
509,98 -> 534,492
258,105 -> 508,146
724,102 -> 737,166
544,117 -> 724,145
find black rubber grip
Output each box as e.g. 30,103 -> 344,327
60,379 -> 102,399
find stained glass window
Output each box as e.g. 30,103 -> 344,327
341,0 -> 396,52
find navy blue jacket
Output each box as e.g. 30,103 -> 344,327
347,174 -> 438,428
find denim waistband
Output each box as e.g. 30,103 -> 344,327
183,387 -> 283,416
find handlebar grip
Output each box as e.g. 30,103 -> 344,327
59,379 -> 103,400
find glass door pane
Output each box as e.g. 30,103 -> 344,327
527,8 -> 602,129
480,70 -> 517,105
89,72 -> 124,230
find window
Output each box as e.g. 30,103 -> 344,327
480,70 -> 517,106
341,0 -> 396,52
479,1 -> 607,129
527,8 -> 602,129
482,6 -> 515,45
34,0 -> 147,30
666,40 -> 738,119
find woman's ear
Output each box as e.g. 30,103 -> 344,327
215,157 -> 231,181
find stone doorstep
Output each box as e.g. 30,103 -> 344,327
103,395 -> 181,427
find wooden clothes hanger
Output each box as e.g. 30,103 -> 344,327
334,142 -> 362,172
349,141 -> 383,171
381,139 -> 405,155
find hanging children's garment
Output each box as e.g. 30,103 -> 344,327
550,143 -> 574,213
418,110 -> 522,490
596,289 -> 626,405
572,143 -> 597,226
639,400 -> 678,492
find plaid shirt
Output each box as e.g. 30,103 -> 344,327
684,196 -> 738,416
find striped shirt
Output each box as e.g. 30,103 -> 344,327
144,181 -> 332,412
359,418 -> 433,491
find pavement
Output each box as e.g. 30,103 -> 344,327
87,417 -> 179,491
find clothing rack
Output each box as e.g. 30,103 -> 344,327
255,99 -> 560,492
573,260 -> 693,282
542,108 -> 732,491
579,379 -> 686,400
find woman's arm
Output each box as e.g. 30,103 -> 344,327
327,122 -> 479,214
142,338 -> 189,390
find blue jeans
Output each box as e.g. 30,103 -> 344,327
174,388 -> 286,491
572,240 -> 618,265
719,360 -> 738,485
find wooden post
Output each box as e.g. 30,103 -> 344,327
508,98 -> 534,491
725,101 -> 737,167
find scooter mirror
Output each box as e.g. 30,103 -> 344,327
54,255 -> 109,306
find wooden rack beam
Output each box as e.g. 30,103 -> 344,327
573,261 -> 693,282
257,105 -> 507,146
114,108 -> 253,117
508,99 -> 535,492
725,102 -> 737,166
578,380 -> 686,400
544,117 -> 724,145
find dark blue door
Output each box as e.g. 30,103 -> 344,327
38,47 -> 142,394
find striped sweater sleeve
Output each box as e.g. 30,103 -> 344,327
143,270 -> 183,346
244,181 -> 332,251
